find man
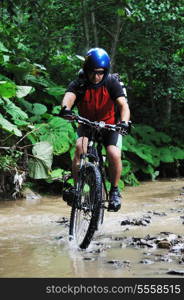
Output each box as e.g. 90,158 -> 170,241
60,47 -> 130,212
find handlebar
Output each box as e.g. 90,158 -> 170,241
70,114 -> 131,136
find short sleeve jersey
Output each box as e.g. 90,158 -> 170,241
66,74 -> 126,124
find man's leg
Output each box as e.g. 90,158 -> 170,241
106,145 -> 122,187
63,136 -> 88,206
106,145 -> 122,212
72,136 -> 88,183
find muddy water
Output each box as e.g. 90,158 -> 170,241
0,179 -> 184,278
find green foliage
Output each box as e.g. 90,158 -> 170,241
0,155 -> 17,171
122,124 -> 184,182
0,81 -> 16,98
0,0 -> 184,195
27,116 -> 76,155
28,141 -> 53,179
3,97 -> 28,123
0,149 -> 22,171
0,113 -> 22,136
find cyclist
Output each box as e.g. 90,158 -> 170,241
60,47 -> 130,212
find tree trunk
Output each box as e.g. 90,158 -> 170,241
91,10 -> 98,46
165,94 -> 172,123
81,0 -> 90,51
110,15 -> 122,72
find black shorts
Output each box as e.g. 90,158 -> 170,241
77,125 -> 122,148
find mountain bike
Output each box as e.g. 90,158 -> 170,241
67,114 -> 130,249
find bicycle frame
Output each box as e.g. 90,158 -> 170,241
68,114 -> 130,248
79,127 -> 109,209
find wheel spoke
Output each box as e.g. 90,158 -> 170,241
69,163 -> 102,249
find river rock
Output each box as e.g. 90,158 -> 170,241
154,254 -> 173,263
140,259 -> 154,264
55,217 -> 69,224
22,187 -> 42,201
83,257 -> 96,261
170,242 -> 184,253
106,259 -> 130,268
167,270 -> 184,276
157,240 -> 171,249
120,216 -> 151,226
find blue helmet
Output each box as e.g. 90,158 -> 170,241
83,48 -> 110,72
83,48 -> 110,87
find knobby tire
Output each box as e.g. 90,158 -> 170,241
69,162 -> 102,249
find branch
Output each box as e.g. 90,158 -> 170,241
96,21 -> 114,38
15,125 -> 43,147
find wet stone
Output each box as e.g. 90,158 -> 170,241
179,256 -> 184,264
114,236 -> 125,241
90,245 -> 111,253
170,243 -> 184,253
83,257 -> 96,261
54,235 -> 63,240
106,260 -> 130,268
155,255 -> 173,263
55,217 -> 69,225
157,240 -> 171,249
120,216 -> 151,227
153,211 -> 167,216
167,270 -> 184,276
139,239 -> 156,248
140,259 -> 154,264
170,208 -> 184,213
144,234 -> 157,241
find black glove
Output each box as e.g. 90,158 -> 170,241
116,121 -> 131,135
59,106 -> 74,120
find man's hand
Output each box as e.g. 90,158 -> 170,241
59,106 -> 75,120
116,121 -> 131,135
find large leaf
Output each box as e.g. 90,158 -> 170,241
33,103 -> 47,115
6,62 -> 33,78
0,81 -> 17,98
159,147 -> 174,163
32,141 -> 53,169
28,158 -> 50,179
28,141 -> 53,179
18,98 -> 33,113
170,146 -> 184,160
134,144 -> 155,164
0,113 -> 22,136
122,135 -> 137,151
3,98 -> 28,120
133,125 -> 171,145
0,42 -> 9,52
16,86 -> 33,98
159,146 -> 184,163
28,117 -> 75,155
122,160 -> 131,176
45,86 -> 66,97
25,74 -> 55,87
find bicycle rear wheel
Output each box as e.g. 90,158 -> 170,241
69,162 -> 102,249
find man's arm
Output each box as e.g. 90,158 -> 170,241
116,96 -> 130,124
61,92 -> 76,109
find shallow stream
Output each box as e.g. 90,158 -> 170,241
0,179 -> 184,278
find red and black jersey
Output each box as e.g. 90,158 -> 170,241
66,74 -> 126,124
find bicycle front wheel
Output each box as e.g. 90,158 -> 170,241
69,162 -> 102,249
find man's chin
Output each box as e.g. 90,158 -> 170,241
91,81 -> 100,84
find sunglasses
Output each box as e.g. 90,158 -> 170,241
89,70 -> 105,75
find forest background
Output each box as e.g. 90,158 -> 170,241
0,0 -> 184,199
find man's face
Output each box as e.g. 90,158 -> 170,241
87,68 -> 105,84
